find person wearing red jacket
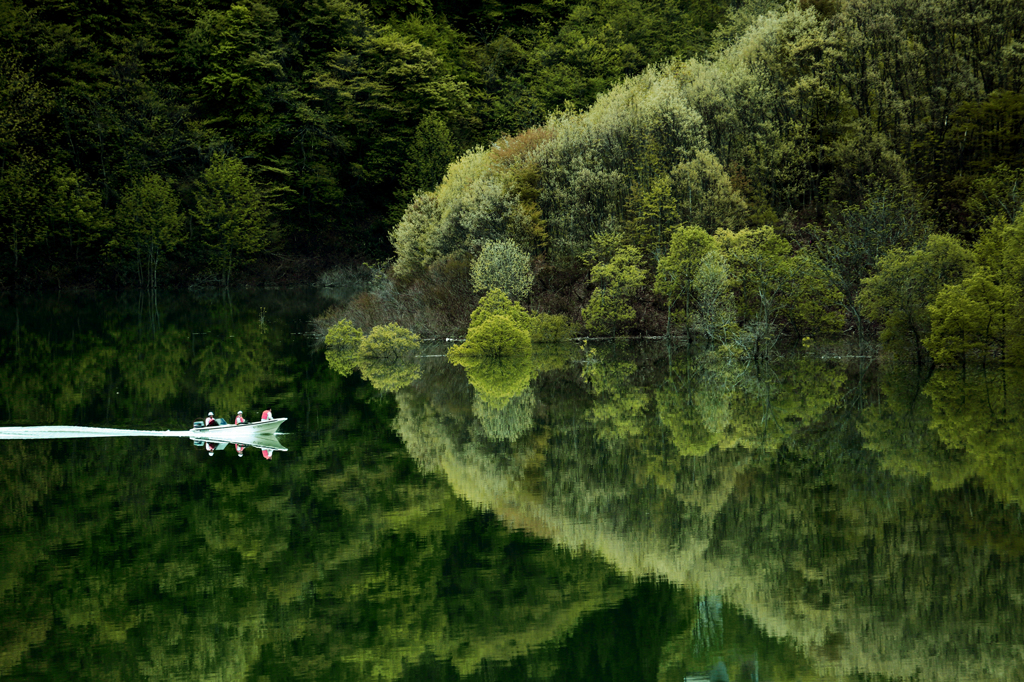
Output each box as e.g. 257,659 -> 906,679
261,408 -> 273,421
234,411 -> 246,425
205,412 -> 216,426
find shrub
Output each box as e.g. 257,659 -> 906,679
469,288 -> 532,331
325,318 -> 363,349
527,312 -> 574,343
470,239 -> 535,301
449,315 -> 532,358
359,323 -> 421,360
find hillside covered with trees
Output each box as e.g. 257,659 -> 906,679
0,0 -> 728,289
328,0 -> 1024,363
5,0 -> 1024,360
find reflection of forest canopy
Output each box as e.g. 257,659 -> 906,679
394,343 -> 1024,681
6,293 -> 1024,681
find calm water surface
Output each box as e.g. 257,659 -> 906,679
2,291 -> 1023,681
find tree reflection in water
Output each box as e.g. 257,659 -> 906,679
3,293 -> 1024,682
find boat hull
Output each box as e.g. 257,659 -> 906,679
189,417 -> 287,439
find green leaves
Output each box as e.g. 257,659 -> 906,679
582,245 -> 646,335
192,154 -> 278,285
109,174 -> 185,288
857,234 -> 974,350
470,239 -> 535,301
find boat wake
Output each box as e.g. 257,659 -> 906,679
0,426 -> 196,440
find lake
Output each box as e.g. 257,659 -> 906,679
2,290 -> 1023,682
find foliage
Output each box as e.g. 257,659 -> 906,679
468,288 -> 532,331
692,250 -> 737,345
925,270 -> 1019,365
449,315 -> 532,358
7,0 -> 1024,298
924,209 -> 1024,365
358,322 -> 421,359
325,318 -> 364,349
581,245 -> 646,335
191,154 -> 277,286
527,312 -> 574,344
470,239 -> 535,301
857,234 -> 975,352
108,174 -> 186,288
812,186 -> 927,337
655,224 -> 715,334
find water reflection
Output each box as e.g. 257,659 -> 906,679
2,293 -> 1024,682
391,343 -> 1024,681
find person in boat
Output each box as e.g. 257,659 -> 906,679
235,443 -> 245,457
261,408 -> 273,421
234,410 -> 246,425
205,411 -> 217,427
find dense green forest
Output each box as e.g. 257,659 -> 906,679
323,0 -> 1024,363
5,0 -> 1024,361
0,0 -> 728,289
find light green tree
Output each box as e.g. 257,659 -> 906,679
692,250 -> 737,346
470,239 -> 534,301
359,323 -> 421,360
925,270 -> 1009,365
449,315 -> 532,358
654,224 -> 715,337
192,154 -> 275,286
109,174 -> 186,288
924,208 -> 1024,365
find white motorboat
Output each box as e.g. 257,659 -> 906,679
0,418 -> 289,452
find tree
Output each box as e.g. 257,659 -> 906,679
925,270 -> 1010,365
470,239 -> 534,301
581,245 -> 646,336
192,154 -> 275,286
857,234 -> 974,356
812,187 -> 926,338
692,250 -> 737,346
359,323 -> 421,360
449,314 -> 532,358
450,289 -> 534,358
924,208 -> 1024,365
396,113 -> 456,199
109,174 -> 185,288
654,224 -> 715,337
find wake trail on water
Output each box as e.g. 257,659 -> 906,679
0,426 -> 196,440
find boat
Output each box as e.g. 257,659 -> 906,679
189,417 -> 287,439
0,418 -> 289,454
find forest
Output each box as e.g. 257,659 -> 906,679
3,0 -> 1024,362
0,0 -> 728,288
